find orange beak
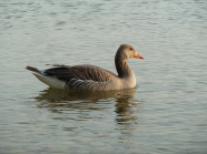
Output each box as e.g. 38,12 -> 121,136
134,51 -> 144,59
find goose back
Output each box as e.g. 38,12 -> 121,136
44,65 -> 119,91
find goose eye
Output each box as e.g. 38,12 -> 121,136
130,48 -> 133,50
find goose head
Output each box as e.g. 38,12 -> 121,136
116,44 -> 144,61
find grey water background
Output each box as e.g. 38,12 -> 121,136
0,0 -> 207,153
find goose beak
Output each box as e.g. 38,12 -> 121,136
134,51 -> 144,59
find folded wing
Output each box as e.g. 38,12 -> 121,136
44,65 -> 118,90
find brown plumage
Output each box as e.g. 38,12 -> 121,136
26,44 -> 144,91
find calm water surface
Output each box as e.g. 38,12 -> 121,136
0,0 -> 207,153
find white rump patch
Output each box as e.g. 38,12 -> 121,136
32,73 -> 66,90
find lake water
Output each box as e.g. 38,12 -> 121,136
0,0 -> 207,153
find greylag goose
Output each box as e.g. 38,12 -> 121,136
26,44 -> 144,91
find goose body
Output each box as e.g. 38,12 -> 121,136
26,44 -> 144,91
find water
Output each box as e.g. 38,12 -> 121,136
0,0 -> 207,153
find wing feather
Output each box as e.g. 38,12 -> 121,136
44,65 -> 118,90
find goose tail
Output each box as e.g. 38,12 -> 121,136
26,65 -> 65,89
26,66 -> 42,74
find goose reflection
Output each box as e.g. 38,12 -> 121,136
115,96 -> 138,125
34,88 -> 139,126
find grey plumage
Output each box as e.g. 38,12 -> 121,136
43,65 -> 118,91
26,44 -> 144,91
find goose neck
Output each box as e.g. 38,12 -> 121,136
115,58 -> 133,78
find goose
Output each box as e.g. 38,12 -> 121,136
26,44 -> 144,91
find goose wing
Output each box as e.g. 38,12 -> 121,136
44,65 -> 118,90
